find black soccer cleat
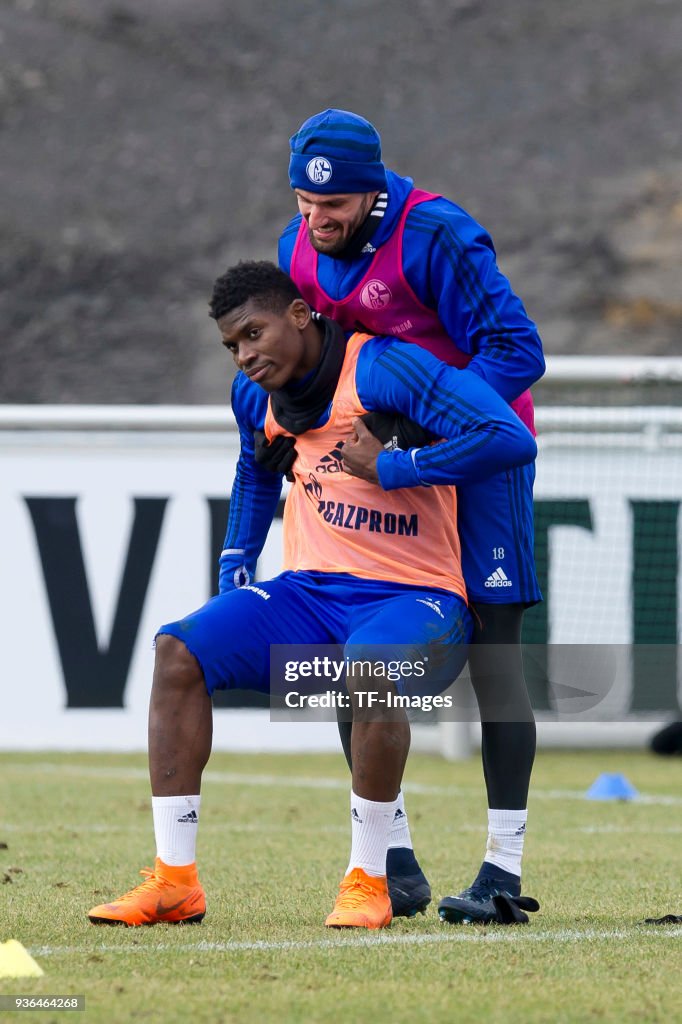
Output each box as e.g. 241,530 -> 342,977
438,876 -> 540,926
643,913 -> 682,925
386,847 -> 432,918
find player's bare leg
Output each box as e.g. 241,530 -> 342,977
88,636 -> 209,926
326,672 -> 409,929
336,711 -> 431,917
148,635 -> 213,796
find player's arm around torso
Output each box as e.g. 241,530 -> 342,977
353,336 -> 537,491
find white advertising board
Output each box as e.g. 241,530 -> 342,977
0,410 -> 680,750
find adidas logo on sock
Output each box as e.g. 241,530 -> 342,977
177,810 -> 198,824
514,823 -> 527,836
351,808 -> 364,824
484,566 -> 512,588
393,808 -> 406,821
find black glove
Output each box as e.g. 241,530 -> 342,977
491,894 -> 541,924
253,430 -> 297,481
360,411 -> 439,451
643,913 -> 682,925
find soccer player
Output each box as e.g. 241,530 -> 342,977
88,261 -> 538,930
279,109 -> 545,925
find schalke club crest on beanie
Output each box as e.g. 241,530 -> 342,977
288,109 -> 387,194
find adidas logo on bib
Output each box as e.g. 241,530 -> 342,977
484,566 -> 512,588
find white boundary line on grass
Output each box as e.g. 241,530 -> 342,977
30,926 -> 682,958
0,821 -> 349,834
5,822 -> 682,836
5,762 -> 682,807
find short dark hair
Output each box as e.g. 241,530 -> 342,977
209,260 -> 303,321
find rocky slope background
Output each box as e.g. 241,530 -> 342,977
1,0 -> 681,403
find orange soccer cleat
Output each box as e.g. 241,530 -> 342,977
325,868 -> 393,929
88,858 -> 206,927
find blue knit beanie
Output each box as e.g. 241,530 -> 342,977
288,109 -> 387,194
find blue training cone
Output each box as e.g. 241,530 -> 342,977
585,772 -> 639,801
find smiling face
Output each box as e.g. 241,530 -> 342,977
217,297 -> 321,392
295,188 -> 378,255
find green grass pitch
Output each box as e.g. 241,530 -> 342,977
1,749 -> 681,1023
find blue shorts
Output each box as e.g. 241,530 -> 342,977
158,570 -> 472,697
457,463 -> 541,606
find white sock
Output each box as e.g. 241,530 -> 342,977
152,795 -> 201,866
346,791 -> 398,877
387,790 -> 413,850
484,808 -> 527,877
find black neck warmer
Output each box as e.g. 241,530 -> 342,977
334,190 -> 387,261
270,315 -> 347,435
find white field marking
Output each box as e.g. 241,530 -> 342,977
538,788 -> 682,807
6,821 -> 682,838
6,819 -> 682,835
3,761 -> 682,807
0,822 -> 347,835
578,825 -> 682,834
29,926 -> 682,959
